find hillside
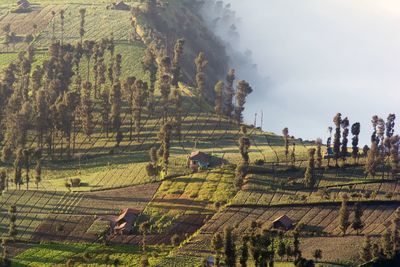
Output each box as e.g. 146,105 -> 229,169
0,1 -> 397,267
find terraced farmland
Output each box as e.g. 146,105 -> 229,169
178,202 -> 399,262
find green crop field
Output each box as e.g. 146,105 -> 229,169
13,243 -> 172,267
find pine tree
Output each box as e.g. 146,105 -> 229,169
141,49 -> 157,112
195,52 -> 208,99
351,122 -> 361,164
282,128 -> 289,162
79,8 -> 86,43
360,236 -> 372,263
171,89 -> 182,139
341,117 -> 349,162
110,82 -> 122,134
60,9 -> 65,45
100,88 -> 111,138
352,202 -> 364,235
366,141 -> 378,178
225,69 -> 235,118
239,136 -> 251,165
158,56 -> 172,122
14,149 -> 23,190
390,136 -> 399,178
339,194 -> 350,236
123,76 -> 136,140
171,39 -> 185,89
382,224 -> 393,258
80,81 -> 94,139
22,149 -> 31,190
7,205 -> 17,241
212,232 -> 224,267
158,123 -> 172,175
34,149 -> 42,190
133,80 -> 147,141
333,113 -> 342,167
304,148 -> 316,188
239,236 -> 249,267
35,89 -> 49,148
277,239 -> 286,261
214,81 -> 224,117
224,227 -> 236,267
392,208 -> 400,253
235,81 -> 253,124
316,138 -> 323,168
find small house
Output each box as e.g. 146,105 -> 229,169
112,1 -> 130,11
17,0 -> 30,5
13,0 -> 31,13
272,215 -> 293,231
113,208 -> 140,235
188,151 -> 210,172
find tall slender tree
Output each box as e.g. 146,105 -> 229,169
79,8 -> 86,43
304,148 -> 316,188
225,69 -> 235,118
224,227 -> 236,267
195,52 -> 208,99
158,123 -> 172,175
212,233 -> 224,267
171,39 -> 185,89
316,138 -> 323,168
235,81 -> 253,124
141,49 -> 157,112
341,117 -> 349,162
339,194 -> 350,236
333,113 -> 342,167
214,81 -> 224,117
352,202 -> 364,235
282,128 -> 289,162
351,122 -> 361,164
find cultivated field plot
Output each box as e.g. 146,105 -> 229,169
35,4 -> 133,47
0,4 -> 65,51
31,214 -> 97,243
0,190 -> 82,240
233,174 -> 400,206
0,182 -> 160,241
13,243 -> 171,267
179,202 -> 400,257
77,183 -> 161,215
109,214 -> 208,246
146,168 -> 237,217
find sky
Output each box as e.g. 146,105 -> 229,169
218,0 -> 400,145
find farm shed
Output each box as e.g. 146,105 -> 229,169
112,1 -> 130,11
13,0 -> 32,13
272,215 -> 293,231
188,151 -> 210,172
113,208 -> 140,235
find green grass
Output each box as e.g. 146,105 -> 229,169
12,243 -> 172,267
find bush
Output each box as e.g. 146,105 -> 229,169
171,234 -> 180,246
254,159 -> 265,166
70,178 -> 81,187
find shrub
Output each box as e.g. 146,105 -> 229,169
56,224 -> 64,232
254,159 -> 265,166
171,234 -> 180,246
70,178 -> 81,187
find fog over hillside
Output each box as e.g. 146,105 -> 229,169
202,0 -> 400,145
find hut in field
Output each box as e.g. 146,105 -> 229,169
272,215 -> 293,231
113,208 -> 140,235
188,151 -> 210,172
110,1 -> 130,11
12,0 -> 32,13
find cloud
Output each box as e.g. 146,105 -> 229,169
203,0 -> 400,145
